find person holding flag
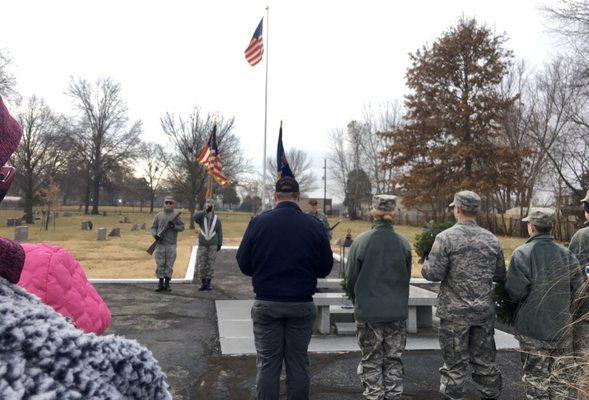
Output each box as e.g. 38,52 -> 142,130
194,125 -> 227,291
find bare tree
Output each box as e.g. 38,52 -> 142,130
542,0 -> 589,61
12,96 -> 64,223
326,127 -> 351,200
161,107 -> 246,229
264,148 -> 317,194
0,49 -> 17,99
67,77 -> 142,215
139,142 -> 168,213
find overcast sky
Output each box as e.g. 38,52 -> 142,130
0,0 -> 562,199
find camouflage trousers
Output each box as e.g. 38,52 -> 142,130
197,245 -> 217,280
518,334 -> 574,400
356,320 -> 407,400
574,322 -> 589,400
154,244 -> 176,278
438,319 -> 502,400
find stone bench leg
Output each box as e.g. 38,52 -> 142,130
314,305 -> 330,334
416,306 -> 433,328
407,307 -> 417,334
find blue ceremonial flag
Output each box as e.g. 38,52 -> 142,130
276,121 -> 294,179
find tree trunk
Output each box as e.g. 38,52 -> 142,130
91,174 -> 100,215
84,182 -> 90,215
24,194 -> 35,224
150,191 -> 155,213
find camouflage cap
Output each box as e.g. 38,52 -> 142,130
372,194 -> 397,212
205,198 -> 215,206
449,190 -> 481,213
164,195 -> 174,203
581,189 -> 589,203
522,209 -> 554,228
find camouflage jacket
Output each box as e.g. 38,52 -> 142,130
309,211 -> 331,240
569,221 -> 589,268
422,220 -> 506,324
151,210 -> 185,245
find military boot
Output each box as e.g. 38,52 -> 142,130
198,279 -> 207,291
205,278 -> 212,291
155,278 -> 165,292
164,277 -> 172,292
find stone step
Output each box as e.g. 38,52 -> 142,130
330,305 -> 355,323
335,322 -> 356,336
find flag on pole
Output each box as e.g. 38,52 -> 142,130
244,18 -> 264,66
197,125 -> 229,187
276,121 -> 294,179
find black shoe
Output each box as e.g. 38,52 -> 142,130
155,278 -> 165,292
198,279 -> 207,291
164,277 -> 171,292
205,278 -> 212,291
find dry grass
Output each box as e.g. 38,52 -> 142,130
0,208 -> 527,279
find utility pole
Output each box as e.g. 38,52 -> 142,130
323,159 -> 327,213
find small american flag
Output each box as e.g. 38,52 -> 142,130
244,18 -> 264,66
197,125 -> 229,187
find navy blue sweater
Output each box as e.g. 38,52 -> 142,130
236,201 -> 334,302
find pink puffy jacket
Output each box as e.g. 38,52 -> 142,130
17,243 -> 112,335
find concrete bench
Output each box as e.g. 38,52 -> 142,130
316,278 -> 343,291
313,286 -> 437,335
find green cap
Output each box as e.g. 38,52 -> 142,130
522,209 -> 554,228
449,190 -> 481,213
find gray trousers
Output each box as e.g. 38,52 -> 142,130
251,300 -> 316,400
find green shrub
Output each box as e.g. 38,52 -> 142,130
414,221 -> 454,263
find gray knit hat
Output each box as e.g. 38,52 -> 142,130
449,191 -> 481,213
522,209 -> 554,228
372,195 -> 397,212
163,196 -> 174,203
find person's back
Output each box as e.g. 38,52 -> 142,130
236,177 -> 333,400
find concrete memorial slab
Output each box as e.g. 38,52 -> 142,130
81,220 -> 92,230
140,222 -> 146,230
14,226 -> 28,242
215,299 -> 520,356
108,227 -> 121,237
97,227 -> 107,241
131,223 -> 139,231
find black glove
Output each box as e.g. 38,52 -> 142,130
167,221 -> 175,229
206,206 -> 213,213
155,234 -> 162,241
217,245 -> 221,252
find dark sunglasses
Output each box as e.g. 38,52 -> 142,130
0,166 -> 16,204
164,201 -> 174,205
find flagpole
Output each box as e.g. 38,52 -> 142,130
261,5 -> 270,210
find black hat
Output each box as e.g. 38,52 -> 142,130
275,176 -> 300,193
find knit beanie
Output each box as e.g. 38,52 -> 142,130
0,237 -> 25,283
0,96 -> 22,167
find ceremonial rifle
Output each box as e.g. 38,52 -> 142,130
146,211 -> 182,255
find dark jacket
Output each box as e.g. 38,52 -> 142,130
236,201 -> 333,302
193,210 -> 223,247
506,233 -> 585,343
345,220 -> 412,323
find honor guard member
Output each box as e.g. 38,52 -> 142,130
151,196 -> 185,292
308,199 -> 332,240
506,209 -> 586,399
422,190 -> 505,400
568,189 -> 589,360
345,195 -> 412,400
193,198 -> 223,291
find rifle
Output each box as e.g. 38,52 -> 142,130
146,211 -> 182,255
328,220 -> 342,231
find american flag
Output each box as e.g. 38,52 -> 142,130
197,125 -> 229,187
244,18 -> 264,66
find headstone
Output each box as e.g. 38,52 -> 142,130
64,211 -> 72,217
102,211 -> 107,217
6,218 -> 21,227
131,223 -> 139,231
108,227 -> 121,237
140,223 -> 146,230
14,226 -> 28,243
81,221 -> 91,230
97,227 -> 107,241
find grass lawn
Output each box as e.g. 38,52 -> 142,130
0,207 -> 527,279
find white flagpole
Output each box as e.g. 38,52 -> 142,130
261,5 -> 270,210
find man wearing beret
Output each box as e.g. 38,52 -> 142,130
151,196 -> 185,292
193,198 -> 223,291
345,194 -> 412,400
308,199 -> 332,240
422,190 -> 505,400
236,176 -> 333,400
506,209 -> 585,399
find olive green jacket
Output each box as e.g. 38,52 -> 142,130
344,220 -> 412,323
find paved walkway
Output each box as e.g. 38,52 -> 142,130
95,249 -> 525,399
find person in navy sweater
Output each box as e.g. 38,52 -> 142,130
237,176 -> 333,400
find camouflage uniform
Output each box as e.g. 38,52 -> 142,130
309,209 -> 332,240
507,209 -> 585,400
422,191 -> 505,400
193,200 -> 223,287
346,195 -> 411,400
151,208 -> 185,279
357,321 -> 406,400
